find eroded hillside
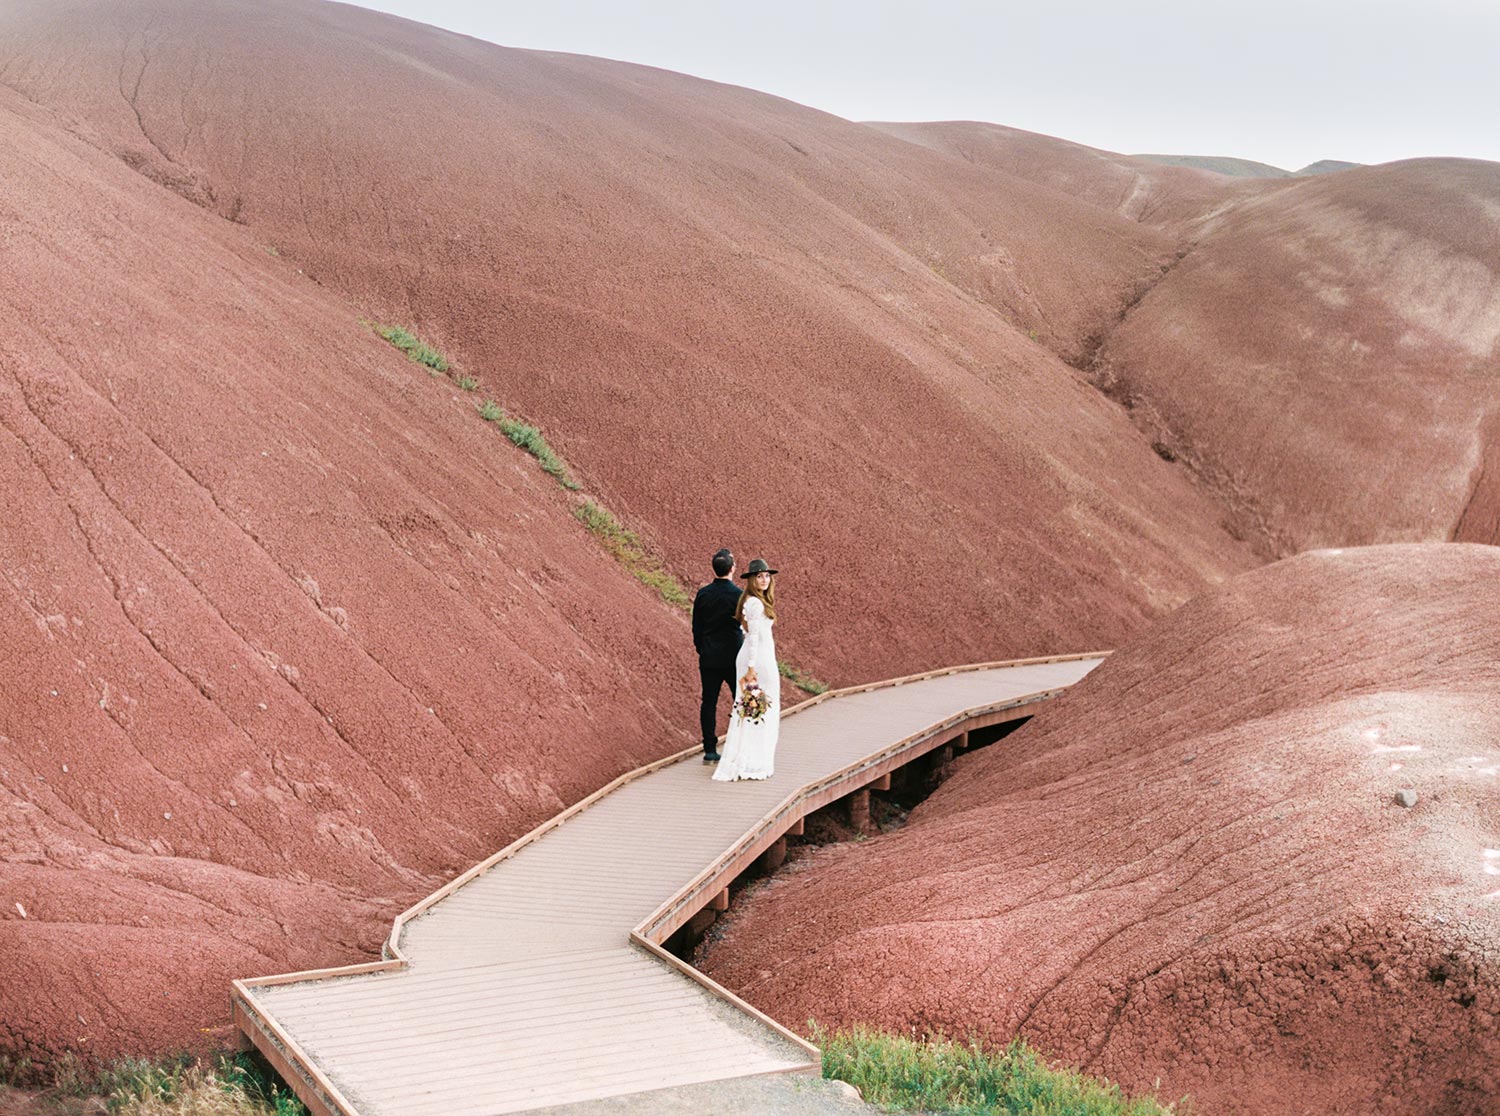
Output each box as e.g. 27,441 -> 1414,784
699,544 -> 1500,1116
0,0 -> 1255,688
1096,158 -> 1500,556
0,0 -> 1494,1081
0,84 -> 701,1064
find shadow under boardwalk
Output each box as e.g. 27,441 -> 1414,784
233,655 -> 1105,1116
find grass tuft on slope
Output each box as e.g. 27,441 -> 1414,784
816,1026 -> 1184,1116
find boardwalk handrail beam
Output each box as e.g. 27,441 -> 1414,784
634,684 -> 1071,944
384,649 -> 1107,960
230,651 -> 1108,1116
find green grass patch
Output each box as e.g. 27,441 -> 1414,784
98,1054 -> 192,1107
46,1051 -> 91,1096
573,501 -> 690,609
373,323 -> 449,372
0,1050 -> 308,1116
477,401 -> 581,490
456,375 -> 478,392
497,417 -> 575,487
0,1051 -> 35,1088
816,1026 -> 1182,1115
101,1052 -> 306,1116
779,661 -> 830,695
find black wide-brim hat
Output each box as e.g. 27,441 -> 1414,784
741,557 -> 778,578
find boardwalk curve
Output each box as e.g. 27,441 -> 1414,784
233,654 -> 1105,1115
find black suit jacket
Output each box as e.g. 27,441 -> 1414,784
692,579 -> 745,666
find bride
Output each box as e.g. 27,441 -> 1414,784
712,558 -> 780,782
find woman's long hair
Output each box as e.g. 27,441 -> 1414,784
735,574 -> 776,628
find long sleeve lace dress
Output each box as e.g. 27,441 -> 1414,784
711,596 -> 779,781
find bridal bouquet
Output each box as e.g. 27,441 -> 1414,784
734,683 -> 772,725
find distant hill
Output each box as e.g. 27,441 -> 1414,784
1293,158 -> 1361,176
1096,157 -> 1500,554
1134,153 -> 1361,178
869,121 -> 1243,227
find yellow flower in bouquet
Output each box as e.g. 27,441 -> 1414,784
734,683 -> 772,725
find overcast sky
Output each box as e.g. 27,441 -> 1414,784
352,0 -> 1499,171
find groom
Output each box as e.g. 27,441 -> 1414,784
692,547 -> 743,763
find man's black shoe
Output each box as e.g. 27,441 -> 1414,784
703,751 -> 721,764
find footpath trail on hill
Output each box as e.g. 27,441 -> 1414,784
234,657 -> 1102,1116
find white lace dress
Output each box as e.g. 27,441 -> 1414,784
712,596 -> 780,781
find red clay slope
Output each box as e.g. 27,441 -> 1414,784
699,544 -> 1500,1116
0,86 -> 705,1067
1094,159 -> 1500,557
873,126 -> 1500,558
0,1 -> 1262,1072
867,120 -> 1257,232
0,0 -> 1256,683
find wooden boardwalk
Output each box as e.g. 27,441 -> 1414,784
233,654 -> 1104,1116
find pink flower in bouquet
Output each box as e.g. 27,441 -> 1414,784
735,683 -> 772,725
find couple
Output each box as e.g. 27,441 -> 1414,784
692,548 -> 780,782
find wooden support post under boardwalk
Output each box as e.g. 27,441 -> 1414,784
788,816 -> 805,836
710,887 -> 730,912
873,772 -> 892,791
848,787 -> 871,835
921,742 -> 956,793
760,836 -> 788,872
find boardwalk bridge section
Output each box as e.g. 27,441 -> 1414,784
233,654 -> 1105,1115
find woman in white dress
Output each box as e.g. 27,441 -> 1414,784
712,558 -> 780,782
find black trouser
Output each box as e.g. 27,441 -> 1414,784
699,657 -> 738,750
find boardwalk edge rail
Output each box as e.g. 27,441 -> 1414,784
231,650 -> 1108,1116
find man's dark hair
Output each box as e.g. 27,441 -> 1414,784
711,548 -> 734,577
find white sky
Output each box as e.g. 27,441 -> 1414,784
351,0 -> 1500,171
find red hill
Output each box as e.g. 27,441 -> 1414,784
867,120 -> 1252,232
698,544 -> 1500,1115
0,0 -> 1250,1068
0,0 -> 1494,1092
1095,158 -> 1500,556
871,126 -> 1500,558
0,84 -> 700,1064
0,0 -> 1254,687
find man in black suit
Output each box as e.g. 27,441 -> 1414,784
692,547 -> 743,763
